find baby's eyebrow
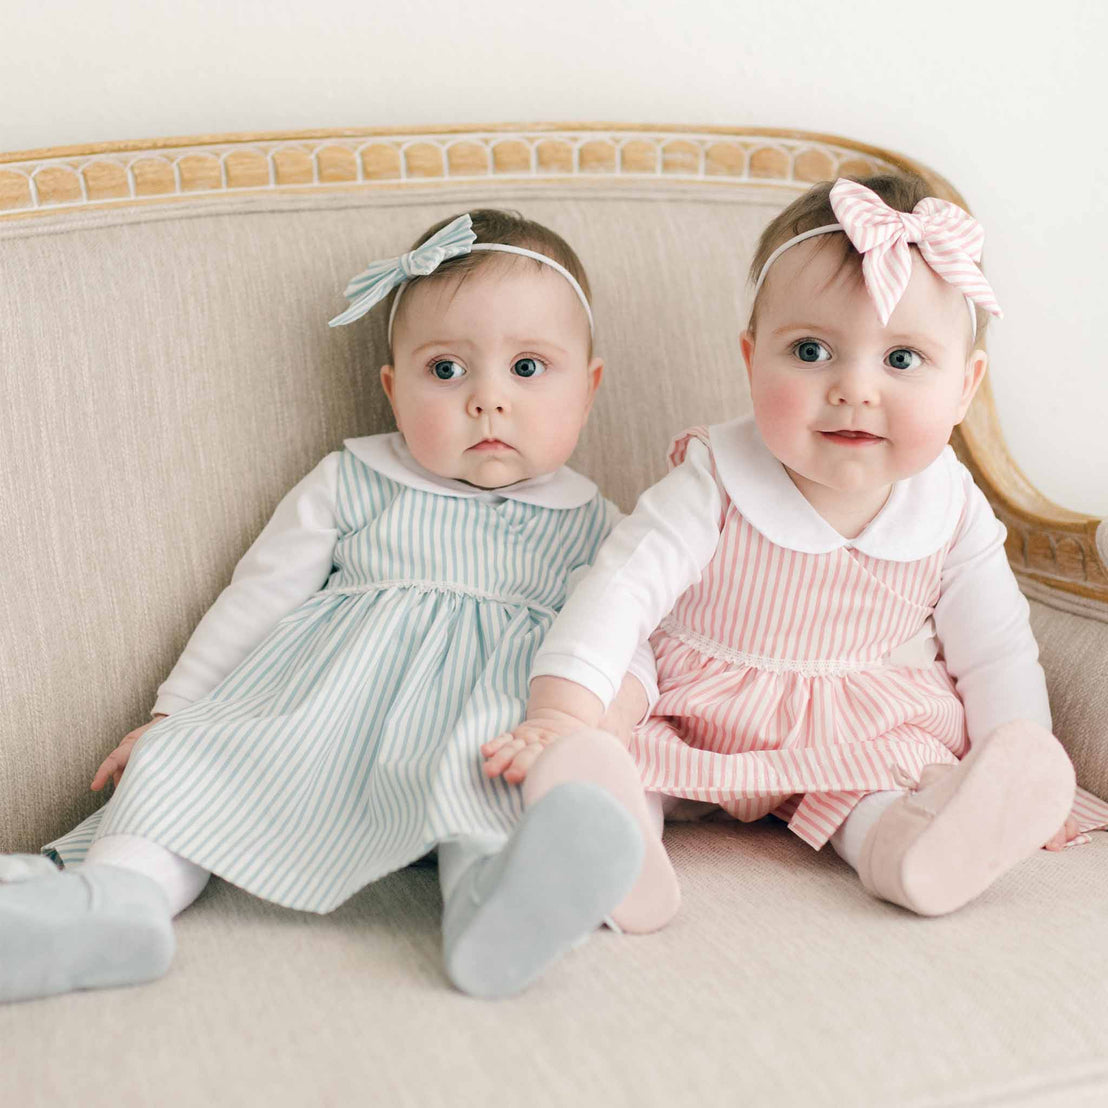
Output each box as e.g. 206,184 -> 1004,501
406,337 -> 572,359
770,323 -> 945,349
505,337 -> 570,357
771,322 -> 839,336
882,332 -> 936,346
407,337 -> 474,357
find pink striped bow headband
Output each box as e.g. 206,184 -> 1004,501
753,179 -> 1003,337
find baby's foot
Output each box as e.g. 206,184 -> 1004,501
442,781 -> 643,999
523,728 -> 680,933
857,720 -> 1075,916
0,863 -> 174,1003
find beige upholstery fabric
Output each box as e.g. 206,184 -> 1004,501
3,180 -> 1108,1107
0,185 -> 770,852
4,823 -> 1108,1108
1030,599 -> 1108,801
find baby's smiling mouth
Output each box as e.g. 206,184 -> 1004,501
819,429 -> 885,445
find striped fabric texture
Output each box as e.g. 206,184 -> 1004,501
829,177 -> 1004,326
630,429 -> 1108,849
46,449 -> 617,913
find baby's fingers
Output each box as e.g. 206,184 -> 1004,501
1043,818 -> 1080,852
501,743 -> 546,785
484,737 -> 526,778
480,733 -> 515,758
90,755 -> 118,792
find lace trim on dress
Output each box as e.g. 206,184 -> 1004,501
658,616 -> 882,678
326,579 -> 558,618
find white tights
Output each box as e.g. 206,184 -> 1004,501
84,833 -> 507,919
829,791 -> 904,869
86,835 -> 210,917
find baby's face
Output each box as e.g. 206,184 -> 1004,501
742,238 -> 987,510
381,259 -> 601,489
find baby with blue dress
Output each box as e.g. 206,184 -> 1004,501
0,209 -> 657,1002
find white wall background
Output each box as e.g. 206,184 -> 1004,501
4,0 -> 1105,514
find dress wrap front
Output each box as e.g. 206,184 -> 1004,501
630,429 -> 969,849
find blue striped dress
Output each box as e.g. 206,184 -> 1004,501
46,445 -> 619,913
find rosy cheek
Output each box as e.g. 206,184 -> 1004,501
885,396 -> 954,467
752,374 -> 811,443
393,390 -> 447,461
528,411 -> 577,469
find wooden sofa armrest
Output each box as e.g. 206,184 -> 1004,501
953,382 -> 1108,610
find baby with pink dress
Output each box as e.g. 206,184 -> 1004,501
485,173 -> 1108,930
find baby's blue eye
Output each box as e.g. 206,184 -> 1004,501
886,348 -> 923,371
431,359 -> 465,381
794,340 -> 831,363
512,357 -> 546,378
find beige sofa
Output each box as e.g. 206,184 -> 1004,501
2,125 -> 1108,1108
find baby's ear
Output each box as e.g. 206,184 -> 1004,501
955,349 -> 989,422
379,365 -> 396,406
740,331 -> 756,382
582,357 -> 604,417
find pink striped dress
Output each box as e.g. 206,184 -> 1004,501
628,427 -> 1108,849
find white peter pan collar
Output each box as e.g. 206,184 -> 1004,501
343,432 -> 599,509
707,417 -> 965,561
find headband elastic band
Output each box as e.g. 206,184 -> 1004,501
753,222 -> 979,341
328,213 -> 594,342
386,242 -> 593,343
752,179 -> 1004,342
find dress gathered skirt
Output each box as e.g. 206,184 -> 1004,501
46,448 -> 617,912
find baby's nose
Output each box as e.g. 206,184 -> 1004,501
466,392 -> 507,416
829,364 -> 879,406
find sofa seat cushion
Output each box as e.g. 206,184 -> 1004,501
5,821 -> 1108,1108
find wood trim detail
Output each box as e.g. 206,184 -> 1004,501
0,125 -> 927,215
3,122 -> 1103,609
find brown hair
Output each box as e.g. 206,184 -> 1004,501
747,173 -> 988,348
388,208 -> 593,353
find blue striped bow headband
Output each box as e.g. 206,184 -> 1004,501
328,213 -> 594,340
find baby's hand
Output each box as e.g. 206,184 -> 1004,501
90,714 -> 166,791
481,710 -> 587,784
1042,817 -> 1081,852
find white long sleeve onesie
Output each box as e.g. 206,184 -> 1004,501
153,434 -> 658,718
531,418 -> 1051,744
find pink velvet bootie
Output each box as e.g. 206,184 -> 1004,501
856,720 -> 1076,916
523,728 -> 681,933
